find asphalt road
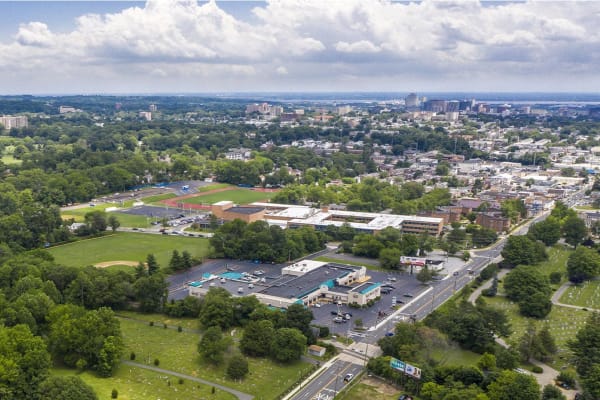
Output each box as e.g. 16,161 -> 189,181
290,359 -> 362,400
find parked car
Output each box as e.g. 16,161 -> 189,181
343,373 -> 354,383
403,293 -> 414,298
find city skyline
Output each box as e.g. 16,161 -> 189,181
0,0 -> 599,94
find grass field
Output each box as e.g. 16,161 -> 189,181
52,366 -> 237,400
1,154 -> 21,165
118,317 -> 312,399
47,232 -> 210,268
315,256 -> 382,270
196,183 -> 232,193
182,189 -> 276,205
559,280 -> 600,309
538,246 -> 572,282
340,378 -> 400,400
140,193 -> 177,204
116,311 -> 201,331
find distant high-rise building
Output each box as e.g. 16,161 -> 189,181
337,105 -> 353,115
422,100 -> 447,113
446,101 -> 460,113
115,102 -> 122,110
0,115 -> 28,130
149,104 -> 157,112
405,93 -> 419,107
459,99 -> 475,111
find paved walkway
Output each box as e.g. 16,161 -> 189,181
123,360 -> 253,400
551,282 -> 600,312
468,271 -> 579,399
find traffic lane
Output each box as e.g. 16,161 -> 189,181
291,360 -> 361,400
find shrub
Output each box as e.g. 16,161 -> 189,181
178,326 -> 183,332
532,365 -> 543,373
549,271 -> 562,284
163,323 -> 168,329
111,389 -> 118,399
154,358 -> 160,366
129,352 -> 136,361
178,378 -> 184,384
149,321 -> 154,327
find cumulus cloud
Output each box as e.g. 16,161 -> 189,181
0,0 -> 599,93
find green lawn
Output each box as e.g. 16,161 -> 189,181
116,311 -> 201,331
559,280 -> 600,309
52,366 -> 237,400
430,346 -> 482,367
537,246 -> 572,281
182,189 -> 276,205
340,379 -> 400,400
315,256 -> 383,270
483,296 -> 588,369
118,317 -> 313,399
140,193 -> 177,204
47,232 -> 210,268
196,183 -> 232,193
1,154 -> 21,165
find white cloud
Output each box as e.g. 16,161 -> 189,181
335,40 -> 380,54
0,0 -> 599,93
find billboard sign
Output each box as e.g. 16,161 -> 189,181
404,363 -> 422,379
390,358 -> 406,372
390,357 -> 421,380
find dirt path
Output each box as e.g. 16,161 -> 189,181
94,260 -> 140,268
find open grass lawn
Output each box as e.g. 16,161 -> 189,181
182,189 -> 276,205
119,317 -> 312,399
560,280 -> 600,309
116,311 -> 201,331
140,192 -> 177,204
537,245 -> 571,281
52,366 -> 237,400
315,256 -> 382,270
196,183 -> 232,193
430,346 -> 482,367
47,232 -> 210,268
483,296 -> 589,369
62,204 -> 150,228
340,377 -> 401,400
1,154 -> 21,165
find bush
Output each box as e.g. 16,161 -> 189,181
154,358 -> 160,366
178,378 -> 184,384
532,365 -> 543,373
549,271 -> 562,285
163,323 -> 168,329
178,326 -> 183,332
129,352 -> 136,361
149,321 -> 154,327
111,389 -> 118,399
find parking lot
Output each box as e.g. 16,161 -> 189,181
168,259 -> 431,334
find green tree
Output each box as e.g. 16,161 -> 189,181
284,303 -> 314,343
379,248 -> 402,270
240,320 -> 275,357
477,352 -> 497,372
270,328 -> 307,363
487,370 -> 540,400
39,375 -> 98,400
569,313 -> 600,391
146,253 -> 159,275
226,354 -> 249,380
169,250 -> 183,271
199,287 -> 234,329
84,210 -> 108,234
581,364 -> 600,400
133,274 -> 168,312
501,236 -> 547,267
541,384 -> 566,400
416,266 -> 433,285
562,216 -> 588,248
528,217 -> 561,246
107,215 -> 120,232
198,326 -> 229,365
0,324 -> 51,399
181,250 -> 193,270
566,246 -> 600,284
504,267 -> 552,318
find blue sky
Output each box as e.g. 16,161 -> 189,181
0,1 -> 598,94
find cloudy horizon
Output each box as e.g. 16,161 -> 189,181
1,0 -> 599,95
